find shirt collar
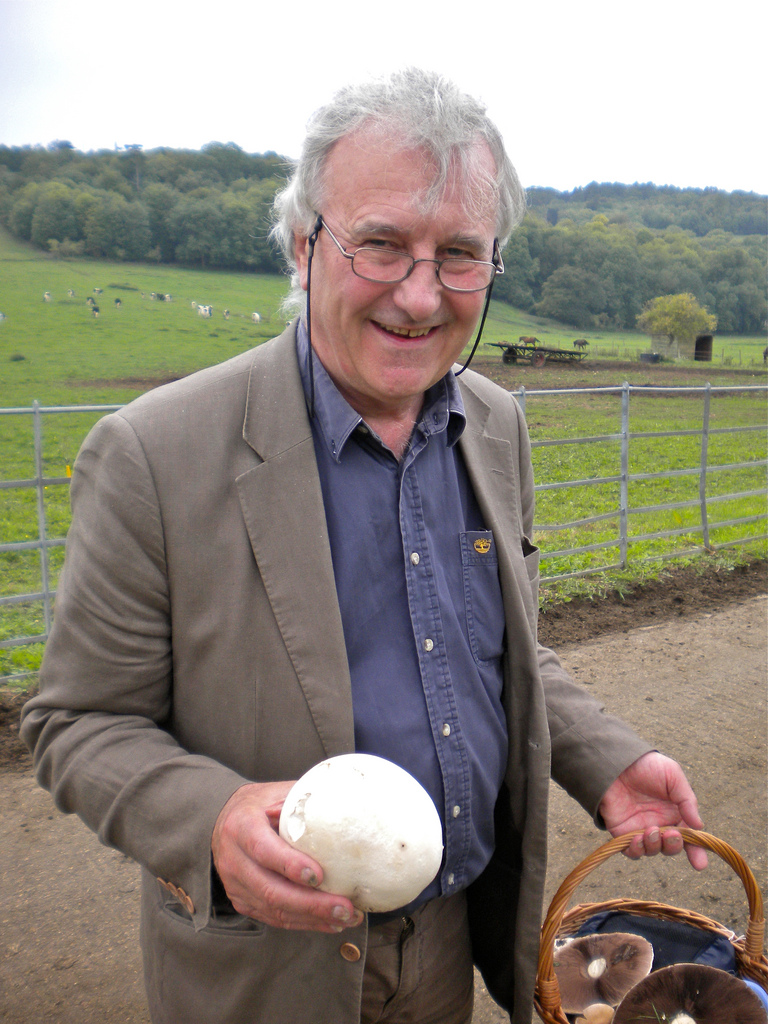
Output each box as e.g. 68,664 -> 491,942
296,320 -> 466,462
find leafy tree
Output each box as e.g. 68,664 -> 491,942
636,293 -> 717,345
170,196 -> 226,267
142,183 -> 179,262
600,245 -> 644,327
84,193 -> 151,260
7,182 -> 41,239
535,266 -> 607,328
30,181 -> 80,247
496,231 -> 538,310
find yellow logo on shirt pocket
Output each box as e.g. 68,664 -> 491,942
473,538 -> 492,554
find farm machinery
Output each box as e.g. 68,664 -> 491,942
486,337 -> 588,367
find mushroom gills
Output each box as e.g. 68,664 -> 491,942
554,932 -> 654,1013
612,963 -> 768,1024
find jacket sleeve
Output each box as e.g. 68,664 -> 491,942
512,395 -> 652,820
20,412 -> 248,931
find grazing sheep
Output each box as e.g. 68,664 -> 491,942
223,309 -> 230,319
68,288 -> 75,298
251,312 -> 261,323
43,291 -> 52,302
93,287 -> 103,295
164,294 -> 172,302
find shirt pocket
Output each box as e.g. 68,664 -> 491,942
460,531 -> 506,665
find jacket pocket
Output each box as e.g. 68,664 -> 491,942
522,535 -> 540,595
155,877 -> 266,936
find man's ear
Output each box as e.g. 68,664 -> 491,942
294,233 -> 310,291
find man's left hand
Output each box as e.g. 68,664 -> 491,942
598,751 -> 708,870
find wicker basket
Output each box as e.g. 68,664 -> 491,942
534,828 -> 768,1023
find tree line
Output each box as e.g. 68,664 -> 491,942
495,212 -> 766,334
527,181 -> 766,237
0,142 -> 286,271
0,143 -> 765,334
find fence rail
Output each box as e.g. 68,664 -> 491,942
2,385 -> 767,683
516,382 -> 767,581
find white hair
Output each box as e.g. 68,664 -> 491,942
271,67 -> 526,311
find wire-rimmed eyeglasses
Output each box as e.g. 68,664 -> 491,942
319,217 -> 504,293
303,213 -> 501,417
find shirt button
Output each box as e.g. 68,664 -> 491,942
452,805 -> 461,818
442,723 -> 451,737
410,552 -> 420,565
340,942 -> 361,962
423,638 -> 434,652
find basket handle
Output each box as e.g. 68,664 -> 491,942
537,828 -> 766,1016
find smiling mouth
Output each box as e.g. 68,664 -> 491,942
375,322 -> 435,338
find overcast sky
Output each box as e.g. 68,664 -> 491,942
1,0 -> 765,195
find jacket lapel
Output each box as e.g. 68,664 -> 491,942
236,327 -> 355,758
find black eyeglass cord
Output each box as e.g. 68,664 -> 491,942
304,215 -> 323,419
454,273 -> 495,376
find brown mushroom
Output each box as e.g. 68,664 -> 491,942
612,963 -> 768,1024
554,933 -> 654,1013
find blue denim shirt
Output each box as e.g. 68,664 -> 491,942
297,324 -> 508,912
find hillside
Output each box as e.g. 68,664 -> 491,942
526,181 -> 766,236
1,145 -> 766,334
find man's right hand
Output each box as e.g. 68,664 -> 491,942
211,782 -> 364,933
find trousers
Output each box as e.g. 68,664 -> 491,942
360,892 -> 474,1024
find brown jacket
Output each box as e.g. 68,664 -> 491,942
21,324 -> 650,1023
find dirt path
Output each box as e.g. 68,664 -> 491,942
1,564 -> 766,1023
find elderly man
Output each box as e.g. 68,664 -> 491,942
22,69 -> 705,1024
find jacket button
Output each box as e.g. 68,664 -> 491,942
340,942 -> 361,962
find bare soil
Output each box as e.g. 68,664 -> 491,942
470,354 -> 767,390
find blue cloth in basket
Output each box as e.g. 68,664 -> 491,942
571,909 -> 737,973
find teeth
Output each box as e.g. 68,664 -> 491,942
380,324 -> 432,338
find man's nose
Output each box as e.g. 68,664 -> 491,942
392,259 -> 443,320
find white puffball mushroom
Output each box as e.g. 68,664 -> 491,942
278,753 -> 444,913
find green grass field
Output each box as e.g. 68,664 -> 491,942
2,225 -> 767,408
1,227 -> 766,682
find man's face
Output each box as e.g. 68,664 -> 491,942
294,132 -> 498,421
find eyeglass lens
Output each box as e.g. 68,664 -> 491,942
351,249 -> 495,292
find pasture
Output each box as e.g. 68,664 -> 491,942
1,228 -> 766,680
